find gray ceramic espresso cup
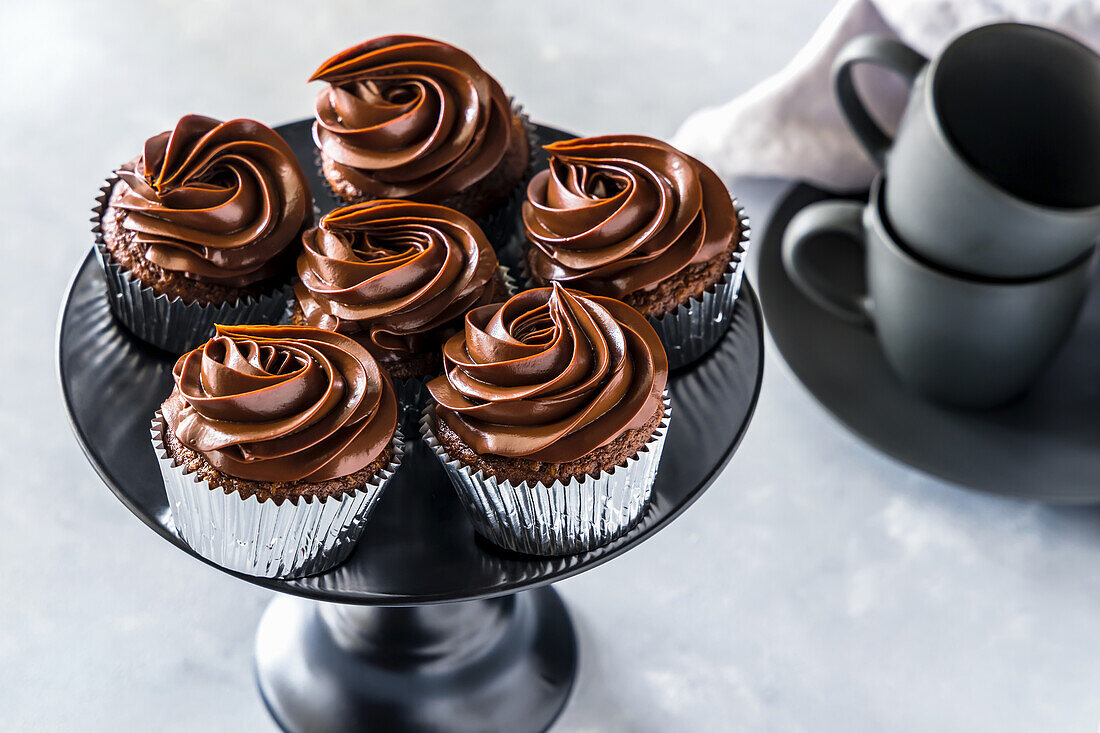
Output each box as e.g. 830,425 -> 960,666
834,23 -> 1100,279
782,177 -> 1092,408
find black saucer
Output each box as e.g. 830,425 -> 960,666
58,120 -> 765,733
756,183 -> 1100,504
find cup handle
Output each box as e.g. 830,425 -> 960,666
833,35 -> 928,168
781,200 -> 873,326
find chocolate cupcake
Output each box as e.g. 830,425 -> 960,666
522,135 -> 750,368
151,324 -> 402,578
97,115 -> 314,352
289,199 -> 510,408
310,35 -> 530,220
421,284 -> 671,556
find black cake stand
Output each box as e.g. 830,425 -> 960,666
57,120 -> 765,733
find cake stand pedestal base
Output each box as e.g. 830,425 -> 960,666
254,586 -> 577,733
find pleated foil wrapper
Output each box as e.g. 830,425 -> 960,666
151,412 -> 405,579
420,392 -> 671,556
498,262 -> 520,296
93,179 -> 292,354
651,203 -> 751,369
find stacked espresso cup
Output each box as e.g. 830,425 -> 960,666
783,23 -> 1100,408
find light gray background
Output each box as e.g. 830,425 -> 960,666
4,2 -> 1100,731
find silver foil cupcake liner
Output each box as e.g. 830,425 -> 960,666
650,202 -> 751,369
151,412 -> 405,579
93,179 -> 292,354
420,392 -> 671,556
498,261 -> 520,296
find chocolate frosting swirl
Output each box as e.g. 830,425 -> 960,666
113,115 -> 312,287
311,35 -> 517,200
428,284 -> 668,462
523,135 -> 736,298
294,200 -> 500,360
162,324 -> 398,483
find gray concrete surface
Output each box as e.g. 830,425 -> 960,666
4,2 -> 1100,731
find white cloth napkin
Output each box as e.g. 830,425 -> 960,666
672,0 -> 1100,192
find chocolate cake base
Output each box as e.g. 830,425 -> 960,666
527,228 -> 743,319
320,113 -> 531,220
163,421 -> 394,504
101,180 -> 287,306
434,401 -> 665,485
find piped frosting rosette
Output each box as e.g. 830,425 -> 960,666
115,115 -> 313,286
95,115 -> 314,352
152,324 -> 403,578
294,200 -> 501,361
522,134 -> 748,367
420,284 -> 671,555
311,35 -> 529,216
292,199 -> 506,410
